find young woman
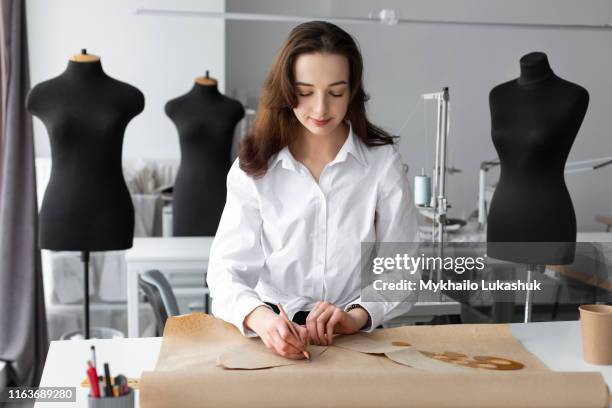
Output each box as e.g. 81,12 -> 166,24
207,21 -> 419,359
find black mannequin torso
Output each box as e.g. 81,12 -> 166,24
165,82 -> 245,236
487,52 -> 589,264
27,59 -> 144,250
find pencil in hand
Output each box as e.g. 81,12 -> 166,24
277,303 -> 310,360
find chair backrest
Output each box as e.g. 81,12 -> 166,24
138,270 -> 180,335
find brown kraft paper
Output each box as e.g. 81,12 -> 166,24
140,313 -> 610,408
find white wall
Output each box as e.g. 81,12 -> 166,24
225,0 -> 612,231
27,0 -> 225,160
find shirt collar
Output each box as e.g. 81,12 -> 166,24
333,122 -> 369,167
270,122 -> 368,171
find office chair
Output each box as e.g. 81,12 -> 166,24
138,269 -> 209,335
138,269 -> 180,335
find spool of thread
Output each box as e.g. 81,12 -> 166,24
414,169 -> 431,206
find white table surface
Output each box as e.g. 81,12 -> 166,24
36,320 -> 611,407
125,237 -> 214,262
577,232 -> 612,242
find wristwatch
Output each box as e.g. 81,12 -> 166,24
345,304 -> 372,329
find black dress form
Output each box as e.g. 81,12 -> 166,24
165,82 -> 244,236
487,52 -> 589,264
27,60 -> 144,251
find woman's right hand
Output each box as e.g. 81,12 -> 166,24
244,305 -> 309,359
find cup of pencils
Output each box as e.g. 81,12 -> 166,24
87,346 -> 134,408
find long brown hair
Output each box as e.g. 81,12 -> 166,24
239,21 -> 395,178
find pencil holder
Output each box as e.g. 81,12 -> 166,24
88,388 -> 134,408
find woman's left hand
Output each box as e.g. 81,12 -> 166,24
305,301 -> 370,346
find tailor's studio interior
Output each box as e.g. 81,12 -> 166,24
0,1 -> 611,407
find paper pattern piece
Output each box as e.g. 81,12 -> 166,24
385,349 -> 525,372
333,333 -> 412,354
419,352 -> 525,370
218,341 -> 327,370
335,332 -> 525,372
385,348 -> 473,372
140,313 -> 610,408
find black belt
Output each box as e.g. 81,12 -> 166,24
265,302 -> 310,325
265,302 -> 382,329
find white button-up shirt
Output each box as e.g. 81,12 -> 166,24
207,125 -> 420,336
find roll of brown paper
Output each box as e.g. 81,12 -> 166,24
141,370 -> 609,408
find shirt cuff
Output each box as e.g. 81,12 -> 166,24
345,302 -> 385,333
234,296 -> 271,337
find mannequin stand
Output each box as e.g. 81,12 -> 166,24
81,251 -> 90,339
524,264 -> 545,323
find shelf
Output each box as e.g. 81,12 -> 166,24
46,302 -> 151,312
